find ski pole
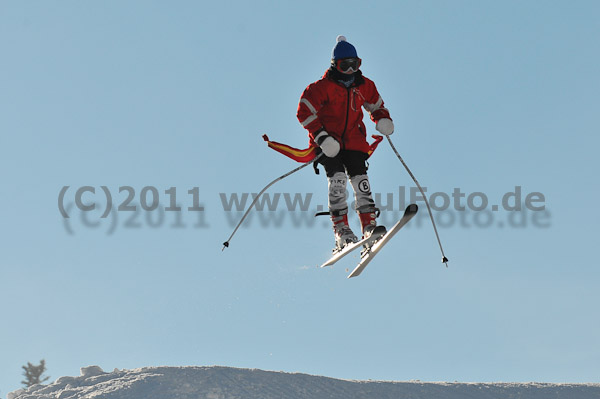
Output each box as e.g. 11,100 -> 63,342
222,153 -> 324,250
386,136 -> 449,266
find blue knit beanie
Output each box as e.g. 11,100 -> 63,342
331,35 -> 358,60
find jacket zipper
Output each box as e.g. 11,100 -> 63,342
340,87 -> 351,150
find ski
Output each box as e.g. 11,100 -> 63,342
320,225 -> 387,268
347,204 -> 418,278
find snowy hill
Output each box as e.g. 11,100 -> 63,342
8,365 -> 600,399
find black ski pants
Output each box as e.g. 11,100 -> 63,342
318,150 -> 369,178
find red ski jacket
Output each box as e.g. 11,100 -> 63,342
297,69 -> 391,154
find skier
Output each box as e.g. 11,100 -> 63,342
297,35 -> 395,252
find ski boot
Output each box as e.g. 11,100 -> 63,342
358,206 -> 386,256
331,208 -> 358,252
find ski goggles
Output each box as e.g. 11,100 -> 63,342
335,57 -> 362,73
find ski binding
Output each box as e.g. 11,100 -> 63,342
320,225 -> 386,268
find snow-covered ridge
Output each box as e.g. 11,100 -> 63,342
8,365 -> 600,399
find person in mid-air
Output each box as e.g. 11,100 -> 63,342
297,35 -> 395,252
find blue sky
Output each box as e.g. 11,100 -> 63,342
1,0 -> 599,393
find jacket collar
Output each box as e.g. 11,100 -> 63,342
324,67 -> 365,88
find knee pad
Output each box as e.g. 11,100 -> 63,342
328,172 -> 348,211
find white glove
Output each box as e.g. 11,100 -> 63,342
376,118 -> 394,136
315,131 -> 340,158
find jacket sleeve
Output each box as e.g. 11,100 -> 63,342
362,78 -> 391,123
297,81 -> 327,142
